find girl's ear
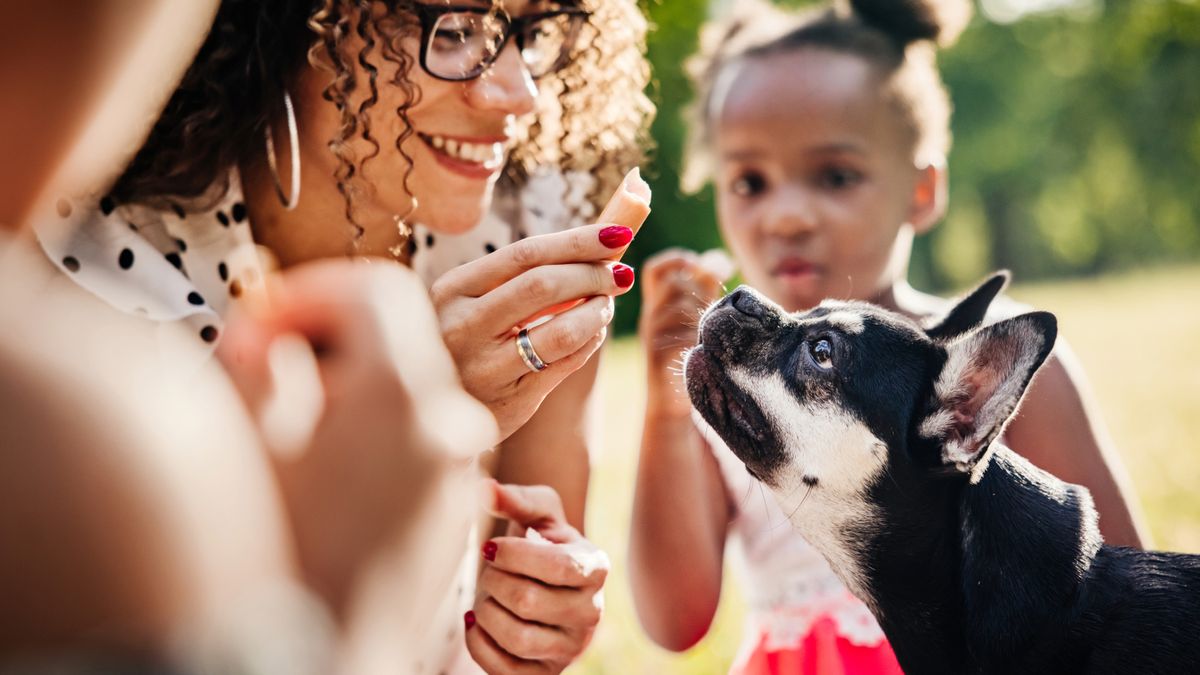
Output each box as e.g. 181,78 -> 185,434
909,162 -> 947,234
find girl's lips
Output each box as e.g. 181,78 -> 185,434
772,258 -> 820,278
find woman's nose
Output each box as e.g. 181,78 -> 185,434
465,41 -> 538,116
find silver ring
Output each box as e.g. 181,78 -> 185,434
515,328 -> 548,372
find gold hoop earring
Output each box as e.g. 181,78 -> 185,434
264,90 -> 301,210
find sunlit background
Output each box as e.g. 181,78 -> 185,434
578,0 -> 1200,672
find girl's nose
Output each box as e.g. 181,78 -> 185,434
762,187 -> 819,236
464,41 -> 538,117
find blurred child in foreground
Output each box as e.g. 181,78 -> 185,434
0,3 -> 495,672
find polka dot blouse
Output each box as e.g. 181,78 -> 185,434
35,168 -> 594,355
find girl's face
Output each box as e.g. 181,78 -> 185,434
291,0 -> 563,253
713,48 -> 941,312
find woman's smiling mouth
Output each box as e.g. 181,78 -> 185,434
417,131 -> 507,180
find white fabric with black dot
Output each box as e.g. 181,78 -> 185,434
34,178 -> 262,353
35,167 -> 594,353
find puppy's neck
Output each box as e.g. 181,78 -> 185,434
957,446 -> 1102,663
861,445 -> 1102,673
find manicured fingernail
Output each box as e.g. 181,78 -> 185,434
482,540 -> 497,562
613,263 -> 635,289
464,610 -> 476,630
599,226 -> 633,249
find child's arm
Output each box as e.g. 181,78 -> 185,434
1004,339 -> 1151,548
629,249 -> 734,651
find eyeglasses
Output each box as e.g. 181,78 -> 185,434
412,3 -> 591,82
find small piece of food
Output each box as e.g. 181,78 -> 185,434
597,167 -> 652,260
519,168 -> 652,327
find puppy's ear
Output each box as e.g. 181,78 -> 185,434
919,312 -> 1057,473
924,271 -> 1010,341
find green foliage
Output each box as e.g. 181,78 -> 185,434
616,0 -> 724,335
935,0 -> 1200,289
617,0 -> 1200,333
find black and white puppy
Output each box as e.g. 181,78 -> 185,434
684,273 -> 1200,675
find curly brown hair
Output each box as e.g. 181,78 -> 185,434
682,0 -> 970,193
109,0 -> 654,242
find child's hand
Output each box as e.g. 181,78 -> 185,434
638,248 -> 732,416
468,480 -> 609,674
217,259 -> 497,615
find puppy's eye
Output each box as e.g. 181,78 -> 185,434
808,338 -> 834,369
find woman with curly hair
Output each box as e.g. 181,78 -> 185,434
31,0 -> 653,672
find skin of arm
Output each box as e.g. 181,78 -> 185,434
628,250 -> 734,651
630,402 -> 731,651
494,348 -> 602,533
1002,340 -> 1151,548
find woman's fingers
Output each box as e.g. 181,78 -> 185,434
436,224 -> 635,298
478,263 -> 632,335
464,621 -> 546,674
472,597 -> 575,662
478,565 -> 595,628
482,536 -> 609,589
513,296 -> 613,374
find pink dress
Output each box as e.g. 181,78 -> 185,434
702,418 -> 904,675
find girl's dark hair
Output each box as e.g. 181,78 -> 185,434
682,0 -> 971,192
110,0 -> 653,242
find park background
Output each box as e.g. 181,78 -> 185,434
573,0 -> 1200,672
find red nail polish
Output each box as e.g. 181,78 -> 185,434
482,540 -> 497,562
464,610 -> 476,630
613,263 -> 635,289
599,226 -> 633,249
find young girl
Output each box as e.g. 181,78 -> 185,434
630,1 -> 1149,673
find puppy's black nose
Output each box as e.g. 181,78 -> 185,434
728,287 -> 767,321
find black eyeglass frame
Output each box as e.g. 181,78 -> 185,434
412,3 -> 592,82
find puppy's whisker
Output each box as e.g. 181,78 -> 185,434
784,485 -> 814,525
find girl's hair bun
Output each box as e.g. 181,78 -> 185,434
848,0 -> 972,47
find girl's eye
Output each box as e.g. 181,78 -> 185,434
730,171 -> 767,198
817,167 -> 862,190
808,338 -> 834,369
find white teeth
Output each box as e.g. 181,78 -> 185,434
424,133 -> 505,167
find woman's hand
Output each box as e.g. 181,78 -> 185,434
638,248 -> 731,417
430,224 -> 638,440
466,481 -> 609,674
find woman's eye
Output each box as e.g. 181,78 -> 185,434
808,338 -> 834,369
435,27 -> 474,43
730,171 -> 767,198
817,167 -> 862,190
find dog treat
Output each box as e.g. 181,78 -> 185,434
597,167 -> 652,260
519,167 -> 651,327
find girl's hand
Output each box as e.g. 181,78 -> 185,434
466,481 -> 609,674
638,248 -> 731,416
430,224 -> 638,440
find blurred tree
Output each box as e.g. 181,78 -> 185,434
617,0 -> 1200,334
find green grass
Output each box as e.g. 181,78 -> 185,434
572,265 -> 1200,674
